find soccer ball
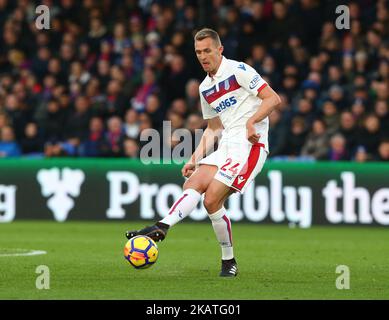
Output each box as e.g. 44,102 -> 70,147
124,235 -> 159,269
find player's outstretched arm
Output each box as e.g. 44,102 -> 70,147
182,117 -> 223,178
246,86 -> 282,144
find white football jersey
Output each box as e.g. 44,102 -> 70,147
199,56 -> 269,152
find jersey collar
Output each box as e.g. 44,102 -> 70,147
208,56 -> 227,81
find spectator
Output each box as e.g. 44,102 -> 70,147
131,68 -> 158,112
145,94 -> 165,130
0,112 -> 10,131
31,46 -> 51,81
375,139 -> 389,161
293,98 -> 316,130
20,122 -> 44,156
338,111 -> 359,152
138,113 -> 153,133
39,99 -> 65,142
79,117 -> 105,157
283,116 -> 308,157
123,109 -> 140,139
85,77 -> 105,115
161,54 -> 189,104
44,137 -> 80,157
96,59 -> 111,89
327,84 -> 348,110
327,134 -> 350,161
3,93 -> 30,140
268,109 -> 288,157
267,1 -> 302,47
59,43 -> 75,72
185,79 -> 200,113
98,40 -> 113,63
325,65 -> 345,89
137,112 -> 156,157
237,19 -> 256,61
185,113 -> 205,134
100,116 -> 125,157
321,100 -> 340,135
64,95 -> 91,140
87,17 -> 107,52
185,113 -> 205,150
249,44 -> 267,73
301,119 -> 329,160
374,100 -> 389,136
357,114 -> 383,156
0,126 -> 21,157
112,22 -> 130,55
350,99 -> 367,127
69,60 -> 91,86
104,79 -> 127,117
123,138 -> 140,158
166,110 -> 185,131
170,99 -> 188,118
48,57 -> 67,85
354,146 -> 371,163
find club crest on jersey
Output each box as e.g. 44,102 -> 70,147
224,79 -> 230,90
201,75 -> 240,104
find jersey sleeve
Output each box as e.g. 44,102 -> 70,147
200,90 -> 218,119
235,62 -> 268,97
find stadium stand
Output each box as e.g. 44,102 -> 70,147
0,0 -> 388,161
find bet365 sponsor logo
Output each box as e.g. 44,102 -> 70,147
215,97 -> 237,113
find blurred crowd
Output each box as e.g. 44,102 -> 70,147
0,0 -> 388,162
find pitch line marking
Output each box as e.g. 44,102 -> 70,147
0,248 -> 47,257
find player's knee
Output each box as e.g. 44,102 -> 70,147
183,177 -> 206,194
183,178 -> 192,190
203,192 -> 222,213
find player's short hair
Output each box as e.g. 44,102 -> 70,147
194,28 -> 221,47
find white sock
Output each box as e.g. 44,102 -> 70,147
159,188 -> 202,227
208,207 -> 234,260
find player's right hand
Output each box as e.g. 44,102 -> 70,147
182,163 -> 196,178
246,122 -> 260,144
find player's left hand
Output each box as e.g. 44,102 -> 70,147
182,162 -> 196,178
246,122 -> 260,144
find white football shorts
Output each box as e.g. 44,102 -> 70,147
198,137 -> 268,193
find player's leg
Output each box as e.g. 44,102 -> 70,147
207,142 -> 268,276
157,164 -> 218,227
125,164 -> 217,241
203,179 -> 238,277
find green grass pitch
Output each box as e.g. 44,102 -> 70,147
0,221 -> 388,300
